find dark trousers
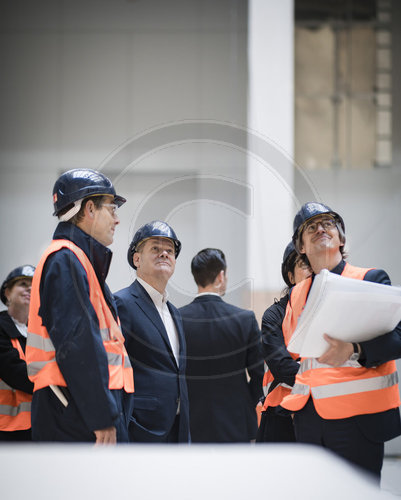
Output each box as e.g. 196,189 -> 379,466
32,387 -> 131,443
0,429 -> 31,441
256,407 -> 295,443
293,398 -> 384,479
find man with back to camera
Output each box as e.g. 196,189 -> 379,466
279,202 -> 401,479
26,169 -> 134,443
114,220 -> 190,443
179,248 -> 264,442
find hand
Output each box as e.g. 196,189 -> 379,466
317,334 -> 353,367
94,426 -> 117,445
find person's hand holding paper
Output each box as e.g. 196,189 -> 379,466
287,269 -> 401,359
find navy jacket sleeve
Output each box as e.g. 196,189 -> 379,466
0,317 -> 33,394
39,249 -> 119,432
245,312 -> 265,403
261,297 -> 299,387
359,269 -> 401,367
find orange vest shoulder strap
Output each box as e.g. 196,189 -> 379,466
342,262 -> 372,280
282,277 -> 312,346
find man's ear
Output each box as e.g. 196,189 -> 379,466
298,238 -> 305,255
215,270 -> 225,287
84,199 -> 95,218
133,252 -> 140,269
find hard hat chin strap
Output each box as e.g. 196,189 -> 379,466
58,199 -> 83,222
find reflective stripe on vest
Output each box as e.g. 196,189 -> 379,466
0,338 -> 32,431
262,364 -> 272,397
280,263 -> 401,419
312,372 -> 399,399
26,239 -> 134,394
262,352 -> 299,410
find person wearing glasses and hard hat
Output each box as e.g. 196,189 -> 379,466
279,202 -> 401,480
26,169 -> 134,444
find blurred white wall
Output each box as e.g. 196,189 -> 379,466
0,0 -> 251,310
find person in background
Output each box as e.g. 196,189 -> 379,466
280,202 -> 401,479
257,241 -> 312,442
257,242 -> 310,442
115,221 -> 190,443
180,248 -> 264,443
26,169 -> 134,443
0,265 -> 35,441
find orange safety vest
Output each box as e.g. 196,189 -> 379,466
262,356 -> 299,411
26,239 -> 134,394
280,263 -> 400,419
0,338 -> 32,431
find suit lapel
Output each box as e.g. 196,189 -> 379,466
168,302 -> 185,364
132,280 -> 178,366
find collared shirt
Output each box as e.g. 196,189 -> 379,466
137,277 -> 180,364
11,316 -> 28,338
196,292 -> 221,298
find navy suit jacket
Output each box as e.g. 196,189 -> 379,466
114,280 -> 190,442
180,295 -> 264,442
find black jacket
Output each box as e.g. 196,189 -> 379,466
115,280 -> 190,443
32,221 -> 133,442
180,295 -> 264,442
0,311 -> 33,394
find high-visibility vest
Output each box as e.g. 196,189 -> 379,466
26,239 -> 134,394
0,338 -> 32,431
262,357 -> 299,411
280,263 -> 400,419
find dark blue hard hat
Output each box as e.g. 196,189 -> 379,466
1,265 -> 35,305
281,241 -> 297,288
292,202 -> 345,242
127,220 -> 182,270
52,169 -> 126,216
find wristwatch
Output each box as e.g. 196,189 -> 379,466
350,342 -> 361,362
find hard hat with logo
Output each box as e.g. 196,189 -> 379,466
1,265 -> 36,305
52,169 -> 126,217
127,220 -> 182,269
292,202 -> 345,243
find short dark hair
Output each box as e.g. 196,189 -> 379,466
191,248 -> 227,287
58,195 -> 106,224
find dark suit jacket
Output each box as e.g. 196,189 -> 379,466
114,280 -> 190,442
179,295 -> 264,442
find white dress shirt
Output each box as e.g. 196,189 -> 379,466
137,277 -> 180,364
11,316 -> 28,337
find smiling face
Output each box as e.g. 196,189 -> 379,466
299,215 -> 343,261
5,278 -> 32,309
133,237 -> 176,290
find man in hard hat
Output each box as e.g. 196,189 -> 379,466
115,221 -> 190,443
280,202 -> 401,478
179,248 -> 264,442
0,265 -> 35,440
26,169 -> 134,443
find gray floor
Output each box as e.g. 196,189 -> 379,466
382,457 -> 401,496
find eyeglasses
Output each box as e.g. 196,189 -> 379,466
102,203 -> 119,217
304,217 -> 336,234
